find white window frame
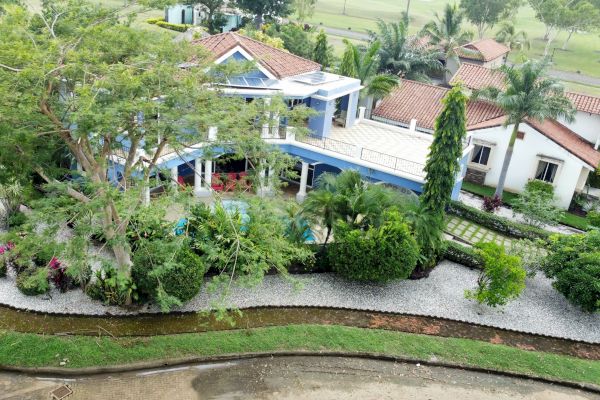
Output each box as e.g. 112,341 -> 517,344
533,156 -> 563,184
468,139 -> 495,171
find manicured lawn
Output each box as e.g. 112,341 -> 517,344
306,0 -> 600,78
1,325 -> 599,385
460,181 -> 590,231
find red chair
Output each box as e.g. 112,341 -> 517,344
211,173 -> 224,192
225,172 -> 238,192
177,176 -> 185,187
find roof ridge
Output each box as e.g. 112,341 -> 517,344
231,32 -> 322,67
400,79 -> 449,92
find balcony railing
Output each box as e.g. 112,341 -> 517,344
360,148 -> 426,178
297,135 -> 357,158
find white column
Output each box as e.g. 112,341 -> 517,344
208,126 -> 218,142
204,159 -> 213,188
262,98 -> 272,139
285,126 -> 296,142
170,165 -> 178,188
358,106 -> 366,121
257,159 -> 273,197
194,157 -> 209,197
296,161 -> 309,203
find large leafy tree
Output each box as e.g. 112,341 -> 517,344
370,19 -> 443,81
459,0 -> 517,38
0,0 -> 306,295
293,0 -> 317,22
235,0 -> 294,27
185,0 -> 226,34
338,39 -> 399,114
474,60 -> 575,199
421,85 -> 467,215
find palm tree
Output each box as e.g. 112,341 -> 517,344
369,19 -> 444,81
338,39 -> 399,116
474,60 -> 576,199
420,3 -> 473,75
495,22 -> 530,52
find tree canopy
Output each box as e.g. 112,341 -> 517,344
460,0 -> 520,38
235,0 -> 294,27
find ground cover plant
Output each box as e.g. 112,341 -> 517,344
0,325 -> 599,386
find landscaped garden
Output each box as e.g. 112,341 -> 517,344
0,1 -> 598,388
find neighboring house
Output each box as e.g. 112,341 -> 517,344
108,32 -> 471,203
165,3 -> 242,32
446,39 -> 509,81
373,69 -> 600,209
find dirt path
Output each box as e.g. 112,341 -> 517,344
1,356 -> 597,400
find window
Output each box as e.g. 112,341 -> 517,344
471,145 -> 491,165
535,160 -> 559,183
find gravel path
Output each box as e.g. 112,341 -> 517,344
1,261 -> 598,343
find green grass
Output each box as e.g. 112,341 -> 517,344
562,81 -> 600,97
1,325 -> 599,385
460,181 -> 590,231
306,0 -> 600,78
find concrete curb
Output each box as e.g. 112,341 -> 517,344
2,351 -> 599,395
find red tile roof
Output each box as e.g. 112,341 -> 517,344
372,79 -> 600,168
566,92 -> 600,116
372,80 -> 504,131
527,119 -> 600,167
451,64 -> 600,116
455,39 -> 510,62
450,63 -> 505,91
193,32 -> 321,79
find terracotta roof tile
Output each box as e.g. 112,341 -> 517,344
455,39 -> 510,62
527,119 -> 600,168
372,80 -> 504,131
450,63 -> 505,91
192,32 -> 321,79
373,79 -> 600,168
566,92 -> 600,116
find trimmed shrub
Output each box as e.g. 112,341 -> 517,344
16,267 -> 50,296
465,243 -> 526,307
512,180 -> 564,228
328,211 -> 419,282
132,240 -> 206,309
542,231 -> 600,312
443,240 -> 483,269
447,201 -> 551,241
482,195 -> 502,212
156,21 -> 190,32
146,17 -> 165,24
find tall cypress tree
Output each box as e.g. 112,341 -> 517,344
313,30 -> 333,68
421,85 -> 467,215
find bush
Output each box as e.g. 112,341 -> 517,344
146,17 -> 165,25
86,263 -> 137,306
542,231 -> 600,312
132,240 -> 206,310
7,211 -> 26,228
16,267 -> 50,296
443,240 -> 483,269
156,21 -> 190,32
587,210 -> 600,228
464,243 -> 526,307
482,195 -> 502,212
328,211 -> 419,282
447,201 -> 551,242
512,180 -> 564,228
0,254 -> 6,278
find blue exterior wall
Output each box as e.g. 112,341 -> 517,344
280,144 -> 424,194
222,14 -> 242,33
313,163 -> 342,183
308,98 -> 336,138
165,5 -> 194,24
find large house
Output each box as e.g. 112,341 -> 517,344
108,32 -> 472,203
445,39 -> 510,82
373,63 -> 600,208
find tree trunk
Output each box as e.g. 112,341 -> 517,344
494,122 -> 520,199
562,29 -> 574,50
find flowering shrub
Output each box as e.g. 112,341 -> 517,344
48,257 -> 73,292
482,195 -> 503,213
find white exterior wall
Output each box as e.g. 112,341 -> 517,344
469,123 -> 591,208
558,111 -> 600,145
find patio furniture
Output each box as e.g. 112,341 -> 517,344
225,172 -> 238,192
211,173 -> 224,192
238,171 -> 252,191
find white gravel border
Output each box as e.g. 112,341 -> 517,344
1,261 -> 598,343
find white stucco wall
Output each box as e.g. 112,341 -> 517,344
558,111 -> 600,145
469,123 -> 592,208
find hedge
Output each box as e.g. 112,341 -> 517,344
156,21 -> 191,32
443,240 -> 483,269
146,17 -> 165,25
447,201 -> 551,242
